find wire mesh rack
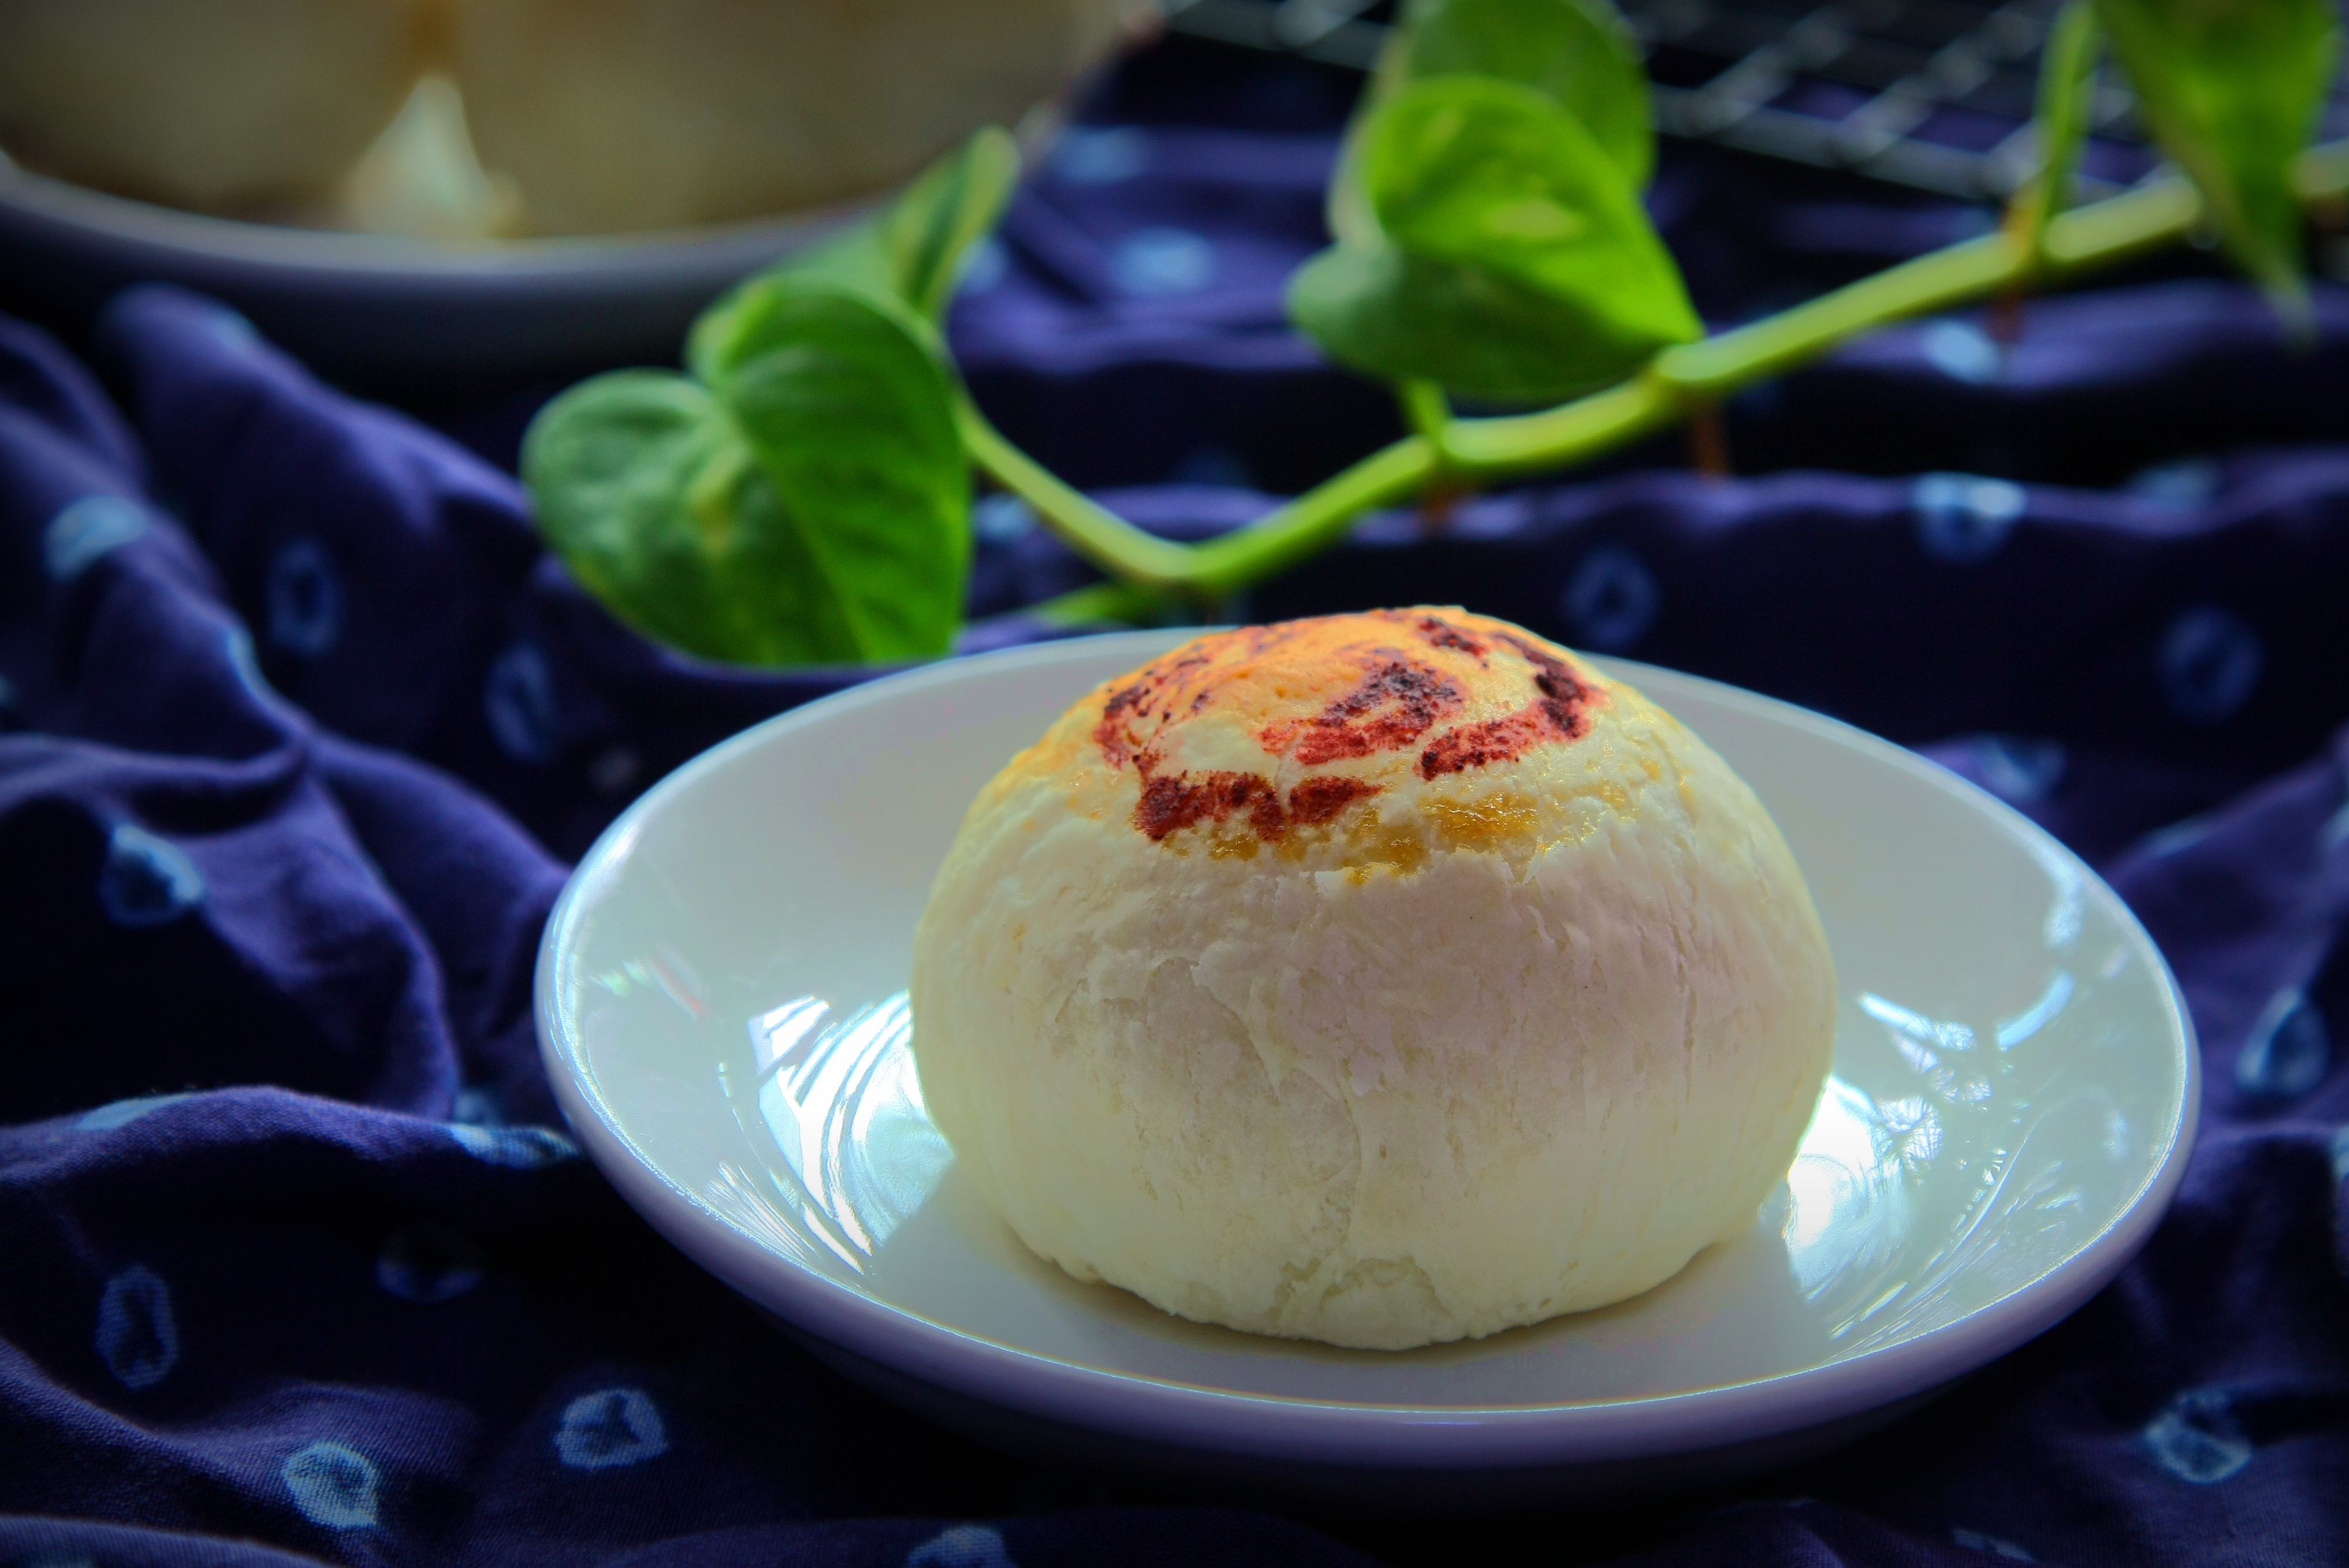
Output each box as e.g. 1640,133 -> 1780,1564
1157,0 -> 2349,203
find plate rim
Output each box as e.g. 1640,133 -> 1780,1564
536,631 -> 2201,1467
0,158 -> 870,281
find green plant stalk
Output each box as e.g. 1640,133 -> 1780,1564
953,396 -> 1198,587
1029,578 -> 1178,628
2011,0 -> 2103,269
1397,380 -> 1455,456
970,137 -> 2349,617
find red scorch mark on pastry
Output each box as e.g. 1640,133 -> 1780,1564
1094,631 -> 1408,844
1419,633 -> 1603,779
1286,774 -> 1383,826
1092,649 -> 1215,770
1091,614 -> 1601,843
1414,614 -> 1488,659
1257,655 -> 1465,763
1136,770 -> 1287,843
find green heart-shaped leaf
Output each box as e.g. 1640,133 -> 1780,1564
1331,0 -> 1650,245
523,373 -> 861,664
527,283 -> 969,667
1293,76 -> 1700,402
883,123 -> 1023,321
703,281 -> 970,662
1291,244 -> 1669,404
2094,0 -> 2339,313
1400,0 -> 1651,187
692,127 -> 1020,380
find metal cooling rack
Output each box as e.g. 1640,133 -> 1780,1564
1157,0 -> 2349,202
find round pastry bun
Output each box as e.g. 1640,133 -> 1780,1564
0,0 -> 1134,234
449,0 -> 1133,234
0,0 -> 425,213
911,609 -> 1836,1351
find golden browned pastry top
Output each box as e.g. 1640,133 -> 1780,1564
1037,608 -> 1615,850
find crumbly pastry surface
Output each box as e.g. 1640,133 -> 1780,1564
0,0 -> 423,213
451,0 -> 1131,234
911,609 -> 1835,1351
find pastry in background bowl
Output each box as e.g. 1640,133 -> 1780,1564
0,0 -> 1136,237
450,0 -> 1136,234
0,0 -> 425,214
911,609 -> 1836,1351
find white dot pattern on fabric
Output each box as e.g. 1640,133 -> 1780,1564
959,234 -> 1010,296
283,1441 -> 380,1528
2141,814 -> 2213,858
2143,1388 -> 2253,1483
1562,545 -> 1661,650
98,825 -> 204,928
44,496 -> 148,580
1167,447 -> 1253,488
449,1123 -> 579,1168
587,747 -> 641,796
2235,987 -> 2331,1103
555,1388 -> 668,1469
209,307 -> 261,348
1108,228 -> 1217,297
1951,1527 -> 2035,1560
266,537 -> 344,658
971,494 -> 1036,546
219,621 -> 262,691
221,624 -> 303,725
1920,319 -> 2001,383
1969,736 -> 2066,803
96,1265 -> 177,1390
485,642 -> 558,763
377,1224 -> 485,1303
77,1092 -> 193,1131
1912,474 -> 2025,563
1052,126 -> 1148,184
2127,457 -> 2221,509
452,1085 -> 502,1127
907,1523 -> 1017,1568
2157,606 -> 2263,724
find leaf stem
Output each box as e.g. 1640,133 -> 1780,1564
1187,433 -> 1440,595
1026,578 -> 1171,628
2009,0 -> 2102,273
1397,380 -> 1455,455
954,395 -> 1201,589
1398,378 -> 1465,526
1016,136 -> 2344,626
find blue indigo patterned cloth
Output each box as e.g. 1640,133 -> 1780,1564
4,42 -> 2349,1567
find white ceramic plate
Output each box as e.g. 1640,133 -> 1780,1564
537,630 -> 2197,1494
0,159 -> 859,390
